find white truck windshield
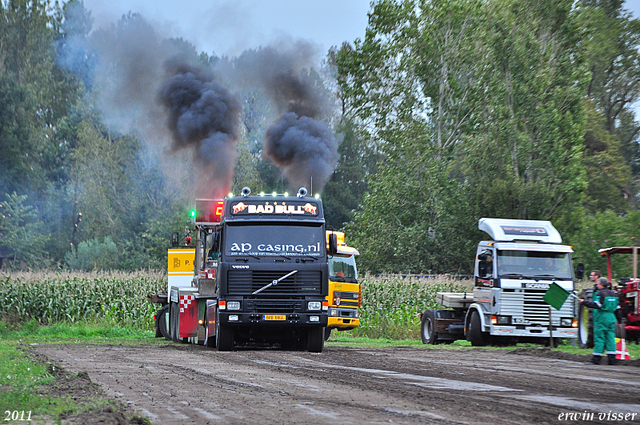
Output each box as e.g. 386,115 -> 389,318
497,250 -> 573,279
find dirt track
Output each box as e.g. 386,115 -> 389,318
31,342 -> 640,425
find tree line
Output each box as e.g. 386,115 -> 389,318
0,0 -> 639,278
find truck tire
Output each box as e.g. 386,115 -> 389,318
170,302 -> 179,343
216,312 -> 234,351
157,304 -> 171,341
467,310 -> 489,347
578,288 -> 594,349
420,310 -> 437,344
307,327 -> 325,353
324,327 -> 332,341
204,310 -> 216,348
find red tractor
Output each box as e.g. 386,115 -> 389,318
578,247 -> 640,348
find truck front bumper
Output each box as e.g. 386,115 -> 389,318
327,307 -> 360,330
219,312 -> 328,327
490,325 -> 578,338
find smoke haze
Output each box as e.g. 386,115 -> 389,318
58,8 -> 339,196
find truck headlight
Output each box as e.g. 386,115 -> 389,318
229,315 -> 239,321
227,301 -> 241,310
561,318 -> 572,327
307,301 -> 321,311
309,316 -> 320,322
493,316 -> 511,325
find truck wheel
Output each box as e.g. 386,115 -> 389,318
578,288 -> 594,349
157,304 -> 171,341
420,310 -> 437,344
170,302 -> 179,343
307,327 -> 325,353
216,312 -> 234,351
324,328 -> 332,341
204,310 -> 216,348
467,310 -> 489,347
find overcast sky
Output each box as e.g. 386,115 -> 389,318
82,0 -> 372,60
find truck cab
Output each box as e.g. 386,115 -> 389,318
421,218 -> 580,346
326,231 -> 360,339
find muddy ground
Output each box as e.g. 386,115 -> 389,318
26,342 -> 640,425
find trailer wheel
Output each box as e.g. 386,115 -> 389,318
420,310 -> 438,344
157,304 -> 171,341
578,288 -> 594,349
467,310 -> 489,347
307,327 -> 325,353
215,311 -> 234,351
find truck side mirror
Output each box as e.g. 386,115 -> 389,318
328,233 -> 338,256
211,232 -> 220,252
575,263 -> 584,280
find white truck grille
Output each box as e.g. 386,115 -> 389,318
500,289 -> 573,325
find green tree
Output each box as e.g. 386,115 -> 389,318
0,192 -> 47,267
578,1 -> 640,207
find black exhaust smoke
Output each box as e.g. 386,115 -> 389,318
159,60 -> 242,198
265,112 -> 338,193
248,43 -> 339,193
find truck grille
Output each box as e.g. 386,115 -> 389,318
501,289 -> 573,325
227,270 -> 322,295
245,299 -> 303,313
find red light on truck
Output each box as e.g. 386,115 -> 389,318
185,236 -> 191,245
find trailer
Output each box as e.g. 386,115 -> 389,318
421,218 -> 582,346
151,187 -> 332,352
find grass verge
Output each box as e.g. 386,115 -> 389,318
0,321 -> 153,424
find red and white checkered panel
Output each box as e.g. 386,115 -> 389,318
179,295 -> 195,313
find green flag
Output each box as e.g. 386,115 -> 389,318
543,282 -> 570,310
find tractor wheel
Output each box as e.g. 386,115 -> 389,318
467,310 -> 489,347
420,310 -> 437,344
578,288 -> 594,349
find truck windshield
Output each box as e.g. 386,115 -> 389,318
329,255 -> 357,282
225,224 -> 325,258
497,250 -> 573,279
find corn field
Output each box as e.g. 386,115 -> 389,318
353,275 -> 474,339
0,271 -> 165,330
0,270 -> 474,339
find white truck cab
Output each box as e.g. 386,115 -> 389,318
421,218 -> 580,346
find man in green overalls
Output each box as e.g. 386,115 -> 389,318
579,277 -> 620,365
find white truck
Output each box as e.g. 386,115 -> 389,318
421,218 -> 583,346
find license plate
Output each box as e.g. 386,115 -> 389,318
263,314 -> 286,321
